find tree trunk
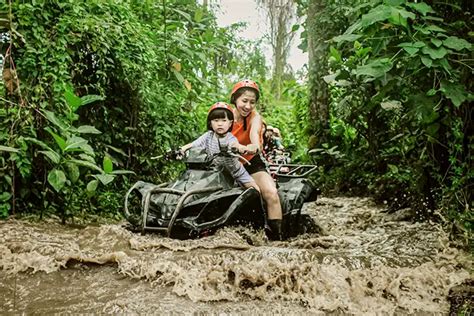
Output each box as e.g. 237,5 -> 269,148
307,0 -> 330,147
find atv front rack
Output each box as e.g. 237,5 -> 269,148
124,182 -> 222,236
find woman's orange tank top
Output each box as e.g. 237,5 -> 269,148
231,110 -> 263,162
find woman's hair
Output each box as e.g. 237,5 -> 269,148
207,108 -> 234,132
230,87 -> 260,105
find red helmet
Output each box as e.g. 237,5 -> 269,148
230,79 -> 260,97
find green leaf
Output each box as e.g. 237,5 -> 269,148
104,145 -> 127,157
64,136 -> 87,152
406,2 -> 435,16
354,58 -> 393,79
23,137 -> 54,151
440,81 -> 468,107
439,58 -> 452,74
361,5 -> 392,28
431,38 -> 443,47
425,25 -> 447,33
442,36 -> 472,51
421,56 -> 432,68
64,88 -> 82,112
87,179 -> 99,192
93,174 -> 115,186
332,34 -> 362,43
80,94 -> 104,107
388,164 -> 398,174
39,150 -> 61,164
76,125 -> 101,134
44,127 -> 67,151
398,41 -> 425,49
385,0 -> 405,6
329,46 -> 342,62
389,8 -> 415,28
0,145 -> 19,153
79,153 -> 96,163
65,162 -> 80,183
48,169 -> 66,192
67,159 -> 103,173
194,7 -> 203,23
426,89 -> 437,96
43,110 -> 69,131
402,46 -> 419,56
421,46 -> 447,59
0,192 -> 12,202
103,156 -> 113,174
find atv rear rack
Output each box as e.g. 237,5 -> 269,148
269,164 -> 317,178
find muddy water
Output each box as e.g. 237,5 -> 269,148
0,197 -> 471,314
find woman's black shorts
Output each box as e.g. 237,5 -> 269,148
244,154 -> 268,175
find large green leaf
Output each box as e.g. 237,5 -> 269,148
332,34 -> 362,43
64,88 -> 82,112
406,2 -> 435,16
93,174 -> 115,186
48,169 -> 67,192
64,136 -> 88,152
43,110 -> 69,131
80,94 -> 104,107
354,58 -> 393,79
442,36 -> 472,51
440,81 -> 468,107
361,5 -> 392,28
421,46 -> 447,59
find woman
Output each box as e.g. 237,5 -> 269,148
230,79 -> 283,240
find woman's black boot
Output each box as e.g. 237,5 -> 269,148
267,219 -> 283,241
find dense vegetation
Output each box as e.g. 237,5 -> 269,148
0,0 -> 472,243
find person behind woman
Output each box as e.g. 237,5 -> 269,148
229,79 -> 283,240
180,102 -> 258,191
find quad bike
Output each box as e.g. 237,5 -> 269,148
124,147 -> 320,240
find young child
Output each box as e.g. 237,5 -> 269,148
180,102 -> 259,190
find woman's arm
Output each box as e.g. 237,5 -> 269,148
247,113 -> 263,154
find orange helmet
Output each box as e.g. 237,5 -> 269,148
208,101 -> 233,114
207,102 -> 234,132
230,79 -> 260,100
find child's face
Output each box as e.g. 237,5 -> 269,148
211,117 -> 232,135
235,90 -> 257,117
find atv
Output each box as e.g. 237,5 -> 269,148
124,147 -> 320,239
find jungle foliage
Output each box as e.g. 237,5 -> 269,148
0,0 -> 268,222
0,0 -> 472,243
297,0 -> 473,240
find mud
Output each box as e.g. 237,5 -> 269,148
0,197 -> 471,314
